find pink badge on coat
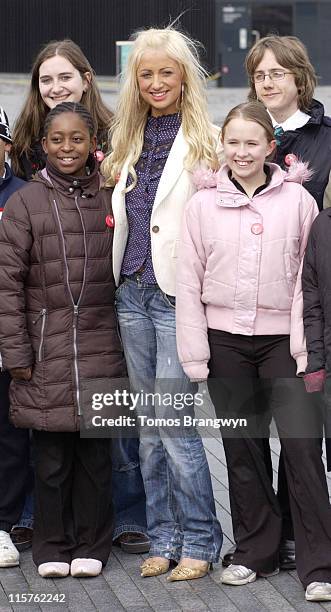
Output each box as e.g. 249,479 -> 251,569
106,215 -> 114,228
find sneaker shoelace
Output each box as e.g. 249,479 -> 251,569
226,564 -> 254,577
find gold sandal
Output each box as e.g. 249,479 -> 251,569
140,557 -> 170,577
167,561 -> 211,582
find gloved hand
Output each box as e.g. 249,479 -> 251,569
10,367 -> 32,381
303,369 -> 326,393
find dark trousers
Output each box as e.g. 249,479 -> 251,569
0,371 -> 29,532
32,431 -> 113,566
208,330 -> 331,588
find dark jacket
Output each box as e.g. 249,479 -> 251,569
0,158 -> 125,431
275,100 -> 331,210
0,163 -> 25,209
302,208 -> 331,468
302,208 -> 331,375
18,140 -> 46,181
0,163 -> 26,369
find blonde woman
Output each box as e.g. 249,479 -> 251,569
102,26 -> 222,581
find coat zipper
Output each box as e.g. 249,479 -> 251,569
73,304 -> 79,410
33,308 -> 47,362
53,197 -> 88,416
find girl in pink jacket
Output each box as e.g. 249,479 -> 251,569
176,101 -> 331,602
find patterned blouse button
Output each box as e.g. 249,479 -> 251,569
68,187 -> 74,193
251,223 -> 263,235
152,225 -> 160,233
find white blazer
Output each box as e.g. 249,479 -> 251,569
111,125 -> 219,296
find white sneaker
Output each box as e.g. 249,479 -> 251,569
221,564 -> 257,585
0,530 -> 19,567
38,562 -> 70,578
305,582 -> 331,601
70,558 -> 102,577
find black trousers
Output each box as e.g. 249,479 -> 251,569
32,431 -> 113,566
208,330 -> 331,588
0,371 -> 30,532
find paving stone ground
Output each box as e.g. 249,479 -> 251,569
1,76 -> 331,611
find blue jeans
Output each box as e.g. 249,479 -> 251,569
111,437 -> 147,539
116,277 -> 222,562
14,491 -> 34,529
14,431 -> 34,530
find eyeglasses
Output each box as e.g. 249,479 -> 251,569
253,70 -> 293,83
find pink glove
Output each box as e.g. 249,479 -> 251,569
303,369 -> 326,393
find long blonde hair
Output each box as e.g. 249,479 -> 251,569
102,26 -> 219,187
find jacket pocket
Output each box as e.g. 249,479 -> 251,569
171,239 -> 180,258
33,308 -> 47,362
284,253 -> 295,295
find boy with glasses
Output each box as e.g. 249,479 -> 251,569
245,35 -> 331,212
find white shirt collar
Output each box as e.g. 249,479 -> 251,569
268,108 -> 310,131
1,168 -> 6,179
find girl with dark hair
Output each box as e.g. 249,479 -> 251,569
10,39 -> 112,180
0,102 -> 126,578
9,38 -> 149,556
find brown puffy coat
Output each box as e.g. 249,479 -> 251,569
0,160 -> 126,431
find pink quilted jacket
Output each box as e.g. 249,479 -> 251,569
176,162 -> 318,381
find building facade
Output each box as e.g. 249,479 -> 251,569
0,0 -> 330,86
215,0 -> 331,86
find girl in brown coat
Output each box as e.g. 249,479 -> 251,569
0,102 -> 125,578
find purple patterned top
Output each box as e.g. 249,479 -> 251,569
121,112 -> 181,283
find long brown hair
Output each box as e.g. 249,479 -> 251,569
245,35 -> 317,112
11,39 -> 112,177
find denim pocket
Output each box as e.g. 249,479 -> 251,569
115,279 -> 128,302
162,292 -> 176,309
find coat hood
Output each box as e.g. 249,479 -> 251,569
306,99 -> 330,128
34,154 -> 101,198
193,161 -> 313,191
